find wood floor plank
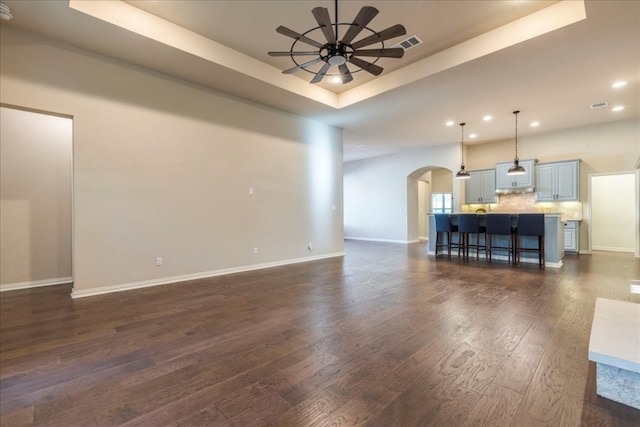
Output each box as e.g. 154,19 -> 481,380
1,241 -> 639,426
463,383 -> 523,427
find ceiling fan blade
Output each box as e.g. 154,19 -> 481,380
311,7 -> 335,44
269,51 -> 320,57
352,48 -> 405,58
338,64 -> 353,84
340,6 -> 379,45
350,24 -> 407,49
348,56 -> 383,76
283,57 -> 324,74
310,62 -> 332,84
276,26 -> 325,49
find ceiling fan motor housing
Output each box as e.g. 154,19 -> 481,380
327,44 -> 348,65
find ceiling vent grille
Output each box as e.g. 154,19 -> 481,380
394,35 -> 423,51
591,101 -> 608,109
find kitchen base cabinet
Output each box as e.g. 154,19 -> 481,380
428,214 -> 565,267
564,221 -> 580,253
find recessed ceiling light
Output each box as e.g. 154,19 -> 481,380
530,121 -> 540,127
330,76 -> 342,84
355,143 -> 364,147
612,105 -> 625,112
445,120 -> 455,126
469,133 -> 477,139
612,81 -> 627,88
482,115 -> 492,121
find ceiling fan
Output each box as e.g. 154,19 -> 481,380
268,0 -> 407,84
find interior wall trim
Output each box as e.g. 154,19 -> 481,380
70,252 -> 345,299
0,277 -> 73,292
345,237 -> 419,244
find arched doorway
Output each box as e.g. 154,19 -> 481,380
407,167 -> 454,243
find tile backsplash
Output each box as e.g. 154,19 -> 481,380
461,193 -> 583,221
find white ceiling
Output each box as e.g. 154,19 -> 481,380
2,0 -> 638,162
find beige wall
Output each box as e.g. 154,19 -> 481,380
430,168 -> 454,194
0,26 -> 344,296
0,107 -> 72,288
344,144 -> 459,242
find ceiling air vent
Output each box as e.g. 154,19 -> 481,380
394,35 -> 423,51
591,101 -> 608,109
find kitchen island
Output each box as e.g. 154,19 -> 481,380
427,213 -> 564,267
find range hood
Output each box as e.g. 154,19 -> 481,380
495,187 -> 535,194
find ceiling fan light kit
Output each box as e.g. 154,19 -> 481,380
268,0 -> 407,84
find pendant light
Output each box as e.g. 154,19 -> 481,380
455,122 -> 471,180
507,110 -> 526,176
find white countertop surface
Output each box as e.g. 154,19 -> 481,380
588,298 -> 640,373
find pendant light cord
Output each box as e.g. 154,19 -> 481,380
460,122 -> 465,166
513,110 -> 520,161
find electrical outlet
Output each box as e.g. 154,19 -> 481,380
308,242 -> 313,251
253,247 -> 258,254
156,257 -> 163,266
249,188 -> 254,195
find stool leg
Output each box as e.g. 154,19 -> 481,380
465,234 -> 469,259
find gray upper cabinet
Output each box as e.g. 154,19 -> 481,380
465,169 -> 496,203
495,159 -> 536,190
535,160 -> 580,201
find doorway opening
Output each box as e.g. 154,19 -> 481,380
588,171 -> 640,257
0,106 -> 73,291
408,167 -> 454,242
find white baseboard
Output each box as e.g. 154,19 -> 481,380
345,237 -> 415,244
70,252 -> 345,299
592,246 -> 635,253
1,277 -> 73,292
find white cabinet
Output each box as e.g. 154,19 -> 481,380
535,160 -> 580,201
465,169 -> 496,203
564,221 -> 579,252
495,159 -> 536,190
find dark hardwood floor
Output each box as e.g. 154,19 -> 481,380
1,241 -> 640,426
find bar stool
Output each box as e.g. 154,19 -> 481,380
514,213 -> 545,267
485,214 -> 514,263
457,214 -> 487,260
434,214 -> 459,259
